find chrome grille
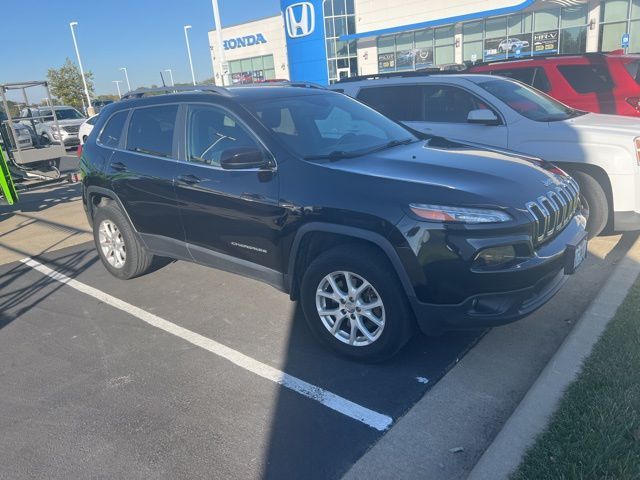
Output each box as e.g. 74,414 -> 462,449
63,125 -> 80,133
526,178 -> 580,243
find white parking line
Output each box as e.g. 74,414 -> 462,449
20,257 -> 393,431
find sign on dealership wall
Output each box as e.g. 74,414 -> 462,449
379,47 -> 433,72
223,33 -> 267,50
483,30 -> 558,61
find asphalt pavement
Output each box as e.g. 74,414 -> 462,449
0,241 -> 480,479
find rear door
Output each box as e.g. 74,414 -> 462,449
556,63 -> 616,114
173,103 -> 284,281
108,104 -> 186,253
357,83 -> 508,147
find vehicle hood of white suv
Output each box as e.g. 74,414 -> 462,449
559,112 -> 640,137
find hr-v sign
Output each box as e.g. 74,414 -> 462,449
223,33 -> 267,50
285,2 -> 315,38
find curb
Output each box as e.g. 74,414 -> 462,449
467,236 -> 640,480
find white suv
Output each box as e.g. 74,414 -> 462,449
333,73 -> 640,237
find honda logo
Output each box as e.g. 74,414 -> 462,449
285,2 -> 315,38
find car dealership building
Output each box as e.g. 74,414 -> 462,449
208,0 -> 640,85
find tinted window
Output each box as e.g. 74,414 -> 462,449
478,78 -> 583,121
244,92 -> 416,158
86,115 -> 99,126
127,105 -> 178,158
421,85 -> 490,123
98,110 -> 128,148
623,60 -> 640,85
356,86 -> 421,121
490,67 -> 551,92
187,105 -> 260,167
557,64 -> 614,93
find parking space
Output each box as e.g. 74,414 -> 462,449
0,240 -> 481,479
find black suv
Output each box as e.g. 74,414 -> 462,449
80,84 -> 587,360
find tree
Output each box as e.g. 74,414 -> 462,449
47,58 -> 94,111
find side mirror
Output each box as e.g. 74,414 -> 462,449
467,109 -> 500,125
220,147 -> 269,170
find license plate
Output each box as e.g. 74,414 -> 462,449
565,235 -> 588,275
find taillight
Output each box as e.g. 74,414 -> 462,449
77,144 -> 83,158
626,97 -> 640,112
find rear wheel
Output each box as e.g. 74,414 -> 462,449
93,201 -> 153,279
300,245 -> 414,361
569,170 -> 608,238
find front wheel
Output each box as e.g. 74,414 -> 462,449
93,201 -> 153,279
569,171 -> 608,238
300,245 -> 414,361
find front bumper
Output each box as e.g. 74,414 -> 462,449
403,215 -> 587,333
52,130 -> 80,146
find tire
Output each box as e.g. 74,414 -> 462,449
569,170 -> 608,238
300,244 -> 414,361
92,201 -> 153,279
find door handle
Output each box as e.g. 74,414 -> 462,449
177,174 -> 202,185
110,161 -> 127,172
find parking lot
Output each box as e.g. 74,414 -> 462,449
1,154 -> 638,479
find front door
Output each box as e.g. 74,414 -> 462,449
173,104 -> 284,283
108,105 -> 185,248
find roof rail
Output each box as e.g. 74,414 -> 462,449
120,84 -> 231,100
470,51 -> 612,68
232,80 -> 326,90
336,69 -> 461,83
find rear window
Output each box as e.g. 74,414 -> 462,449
126,105 -> 178,158
98,110 -> 128,148
557,64 -> 614,93
489,67 -> 551,92
623,60 -> 640,84
356,86 -> 422,121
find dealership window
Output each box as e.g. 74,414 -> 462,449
325,0 -> 358,83
463,21 -> 483,62
599,0 -> 640,52
229,55 -> 275,84
374,24 -> 454,74
559,5 -> 588,54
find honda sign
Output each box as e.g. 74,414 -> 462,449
285,2 -> 315,38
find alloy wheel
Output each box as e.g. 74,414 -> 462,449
98,219 -> 126,268
315,271 -> 385,347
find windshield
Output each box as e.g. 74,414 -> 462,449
477,78 -> 584,122
39,108 -> 85,121
243,92 -> 418,159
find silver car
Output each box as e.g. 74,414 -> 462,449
20,106 -> 86,147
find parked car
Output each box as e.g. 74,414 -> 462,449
79,114 -> 99,145
334,72 -> 640,237
20,105 -> 86,147
469,52 -> 640,117
81,85 -> 587,360
92,100 -> 114,113
0,107 -> 33,150
498,38 -> 530,53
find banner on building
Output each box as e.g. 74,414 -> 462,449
532,30 -> 558,55
484,33 -> 532,61
378,52 -> 396,72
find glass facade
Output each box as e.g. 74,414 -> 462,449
376,25 -> 455,73
229,55 -> 276,84
599,0 -> 640,52
325,0 -> 358,83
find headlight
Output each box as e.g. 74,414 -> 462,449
409,204 -> 512,224
473,245 -> 516,268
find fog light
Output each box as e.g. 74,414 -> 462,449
473,245 -> 516,268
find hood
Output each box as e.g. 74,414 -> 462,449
560,112 -> 640,137
45,118 -> 86,127
320,139 -> 568,210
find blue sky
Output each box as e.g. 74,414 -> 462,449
2,0 -> 280,101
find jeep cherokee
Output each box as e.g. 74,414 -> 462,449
80,84 -> 587,360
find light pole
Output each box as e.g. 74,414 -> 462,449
211,0 -> 229,86
184,25 -> 196,85
69,21 -> 94,115
165,69 -> 175,86
113,80 -> 122,98
119,67 -> 131,92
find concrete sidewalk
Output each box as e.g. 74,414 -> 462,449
344,232 -> 640,480
0,183 -> 92,265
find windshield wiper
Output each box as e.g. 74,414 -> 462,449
303,150 -> 363,161
370,138 -> 416,152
